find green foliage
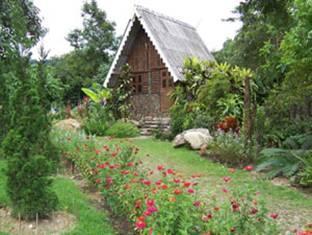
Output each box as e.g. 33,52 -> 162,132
2,53 -> 58,219
109,64 -> 133,120
106,121 -> 139,138
82,83 -> 111,104
83,104 -> 114,136
296,152 -> 312,187
282,134 -> 312,150
207,131 -> 256,166
256,148 -> 304,179
6,155 -> 58,219
170,58 -> 254,136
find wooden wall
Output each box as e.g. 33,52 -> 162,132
127,26 -> 174,118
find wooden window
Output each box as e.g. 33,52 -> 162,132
133,75 -> 143,94
162,79 -> 167,88
162,71 -> 167,77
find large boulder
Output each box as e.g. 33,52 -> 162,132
172,128 -> 213,150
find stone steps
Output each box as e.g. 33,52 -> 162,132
139,116 -> 171,136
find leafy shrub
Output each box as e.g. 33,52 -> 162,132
82,104 -> 114,136
256,148 -> 304,179
106,121 -> 139,138
294,152 -> 312,187
53,130 -> 279,234
282,133 -> 312,150
207,131 -> 255,166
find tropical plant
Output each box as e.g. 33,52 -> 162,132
82,83 -> 111,104
256,148 -> 310,179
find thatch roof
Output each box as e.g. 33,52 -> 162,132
104,5 -> 214,86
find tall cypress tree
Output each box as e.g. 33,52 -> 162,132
2,52 -> 58,219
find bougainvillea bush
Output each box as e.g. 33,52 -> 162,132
52,130 -> 279,234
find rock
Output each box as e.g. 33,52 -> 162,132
172,128 -> 213,150
54,118 -> 81,131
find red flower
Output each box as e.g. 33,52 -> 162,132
231,201 -> 240,212
161,184 -> 168,190
244,165 -> 254,171
135,220 -> 146,230
142,180 -> 151,186
106,177 -> 113,187
222,188 -> 229,193
95,178 -> 101,184
270,213 -> 278,219
146,199 -> 155,207
95,149 -> 101,155
111,152 -> 117,157
121,170 -> 130,175
173,178 -> 181,184
155,179 -> 162,186
202,214 -> 213,222
127,162 -> 134,167
98,163 -> 107,169
223,176 -> 231,183
144,210 -> 152,216
167,168 -> 175,174
157,165 -> 164,171
187,188 -> 195,194
147,206 -> 158,213
183,181 -> 191,187
193,201 -> 201,207
174,189 -> 182,195
296,230 -> 312,235
250,207 -> 258,215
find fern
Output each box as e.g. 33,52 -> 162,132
256,148 -> 307,179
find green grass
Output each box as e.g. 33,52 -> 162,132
0,160 -> 116,235
54,177 -> 115,235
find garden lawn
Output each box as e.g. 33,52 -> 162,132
108,137 -> 312,232
0,160 -> 116,235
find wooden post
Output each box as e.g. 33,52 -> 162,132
36,213 -> 39,235
18,213 -> 21,232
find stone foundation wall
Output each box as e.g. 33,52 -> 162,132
131,94 -> 161,120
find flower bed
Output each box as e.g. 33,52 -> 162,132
52,130 -> 279,234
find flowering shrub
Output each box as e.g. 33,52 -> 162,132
207,131 -> 256,166
216,116 -> 239,133
52,130 -> 280,234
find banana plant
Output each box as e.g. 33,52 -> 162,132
82,83 -> 111,104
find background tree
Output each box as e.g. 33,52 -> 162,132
52,0 -> 118,104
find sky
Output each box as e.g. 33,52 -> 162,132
31,0 -> 242,58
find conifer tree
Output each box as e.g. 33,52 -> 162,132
2,52 -> 58,219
